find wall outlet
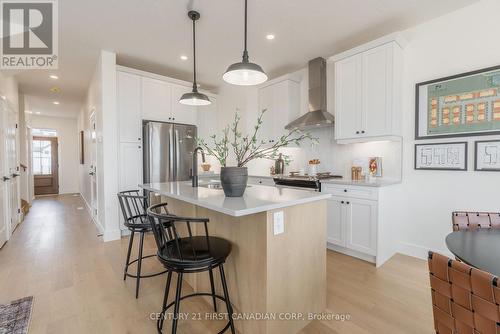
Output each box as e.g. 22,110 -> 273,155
273,211 -> 284,235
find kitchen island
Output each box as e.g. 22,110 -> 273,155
140,181 -> 330,334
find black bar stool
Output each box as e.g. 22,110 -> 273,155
117,190 -> 167,298
147,203 -> 236,334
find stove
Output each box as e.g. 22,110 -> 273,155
273,173 -> 343,191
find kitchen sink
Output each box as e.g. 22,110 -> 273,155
198,182 -> 223,189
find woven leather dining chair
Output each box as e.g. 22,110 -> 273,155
428,251 -> 500,334
452,211 -> 500,231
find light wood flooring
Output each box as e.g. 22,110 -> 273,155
0,194 -> 434,333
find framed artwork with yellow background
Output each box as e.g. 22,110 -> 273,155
416,65 -> 500,139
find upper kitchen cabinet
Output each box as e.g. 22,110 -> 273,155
171,85 -> 198,125
141,77 -> 172,122
117,71 -> 142,143
257,79 -> 300,144
331,34 -> 404,143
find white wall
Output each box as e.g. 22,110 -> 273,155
81,50 -> 120,241
30,115 -> 80,194
393,0 -> 500,258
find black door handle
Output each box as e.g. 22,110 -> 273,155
346,201 -> 350,205
3,176 -> 10,181
12,173 -> 20,178
341,201 -> 344,204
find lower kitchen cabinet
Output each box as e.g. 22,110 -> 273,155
326,196 -> 377,257
323,182 -> 402,267
118,142 -> 143,229
326,197 -> 345,247
344,198 -> 377,255
324,183 -> 381,264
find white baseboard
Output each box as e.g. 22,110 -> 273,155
103,228 -> 121,242
398,241 -> 453,260
77,193 -> 105,235
327,243 -> 376,264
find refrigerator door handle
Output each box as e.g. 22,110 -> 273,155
169,126 -> 175,181
175,128 -> 180,181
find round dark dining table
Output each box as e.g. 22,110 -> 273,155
445,229 -> 500,277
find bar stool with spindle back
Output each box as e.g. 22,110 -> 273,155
117,190 -> 167,298
147,202 -> 236,334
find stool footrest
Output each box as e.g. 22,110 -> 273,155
124,254 -> 167,279
157,292 -> 234,334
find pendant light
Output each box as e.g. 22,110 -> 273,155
179,10 -> 211,106
223,0 -> 268,86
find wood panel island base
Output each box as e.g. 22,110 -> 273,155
140,182 -> 330,334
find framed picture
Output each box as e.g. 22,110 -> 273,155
415,65 -> 500,140
415,142 -> 468,171
475,140 -> 500,171
79,130 -> 84,164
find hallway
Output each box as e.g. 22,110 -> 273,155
0,195 -> 433,334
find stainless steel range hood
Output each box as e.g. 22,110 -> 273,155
285,57 -> 334,130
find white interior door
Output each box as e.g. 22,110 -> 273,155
6,102 -> 19,234
0,100 -> 8,247
89,113 -> 98,221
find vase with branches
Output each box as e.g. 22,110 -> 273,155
197,109 -> 317,197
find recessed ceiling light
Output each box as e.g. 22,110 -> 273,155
53,101 -> 60,105
266,34 -> 275,40
50,86 -> 60,93
49,75 -> 58,79
180,55 -> 188,60
35,111 -> 41,115
25,110 -> 33,114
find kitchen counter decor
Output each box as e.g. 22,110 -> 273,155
197,109 -> 316,196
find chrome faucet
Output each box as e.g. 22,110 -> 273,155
192,146 -> 206,187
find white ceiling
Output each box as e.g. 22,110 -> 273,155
7,0 -> 478,118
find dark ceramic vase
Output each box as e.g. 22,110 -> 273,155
220,167 -> 248,197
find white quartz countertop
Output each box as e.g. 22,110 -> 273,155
140,181 -> 331,217
320,178 -> 401,187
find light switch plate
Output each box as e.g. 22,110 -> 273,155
273,211 -> 284,235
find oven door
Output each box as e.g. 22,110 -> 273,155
273,178 -> 320,191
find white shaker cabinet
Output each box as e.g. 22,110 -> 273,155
118,142 -> 142,229
141,77 -> 172,122
333,40 -> 403,142
117,71 -> 142,143
344,198 -> 377,256
326,197 -> 345,247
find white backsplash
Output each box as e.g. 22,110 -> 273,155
247,127 -> 402,181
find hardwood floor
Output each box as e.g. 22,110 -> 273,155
0,194 -> 434,333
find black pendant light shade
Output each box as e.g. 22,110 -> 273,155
180,10 -> 211,106
223,0 -> 268,86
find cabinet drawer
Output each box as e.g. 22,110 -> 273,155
321,184 -> 378,200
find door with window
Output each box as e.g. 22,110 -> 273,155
33,136 -> 59,195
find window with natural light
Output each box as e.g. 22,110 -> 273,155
32,139 -> 53,175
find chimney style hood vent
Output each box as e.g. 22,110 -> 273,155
285,57 -> 334,130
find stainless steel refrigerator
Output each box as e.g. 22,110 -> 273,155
143,121 -> 197,183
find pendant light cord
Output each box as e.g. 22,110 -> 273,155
242,0 -> 249,62
192,17 -> 198,92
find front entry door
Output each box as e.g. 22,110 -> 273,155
33,137 -> 59,195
